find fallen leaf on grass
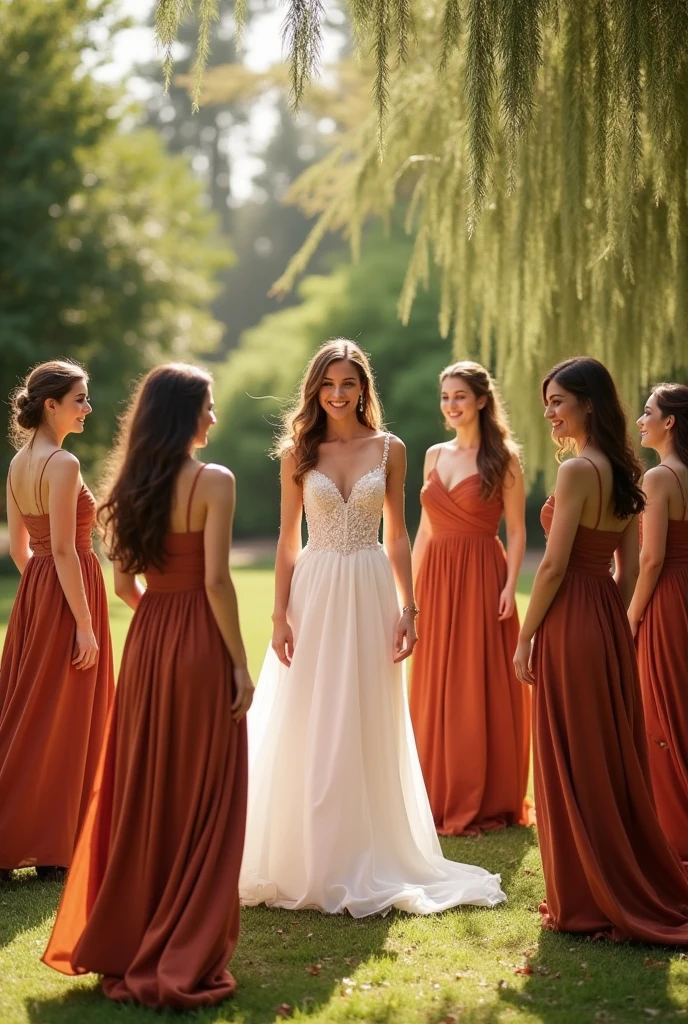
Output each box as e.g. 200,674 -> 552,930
306,964 -> 322,976
497,980 -> 509,990
643,958 -> 666,969
521,949 -> 535,957
514,967 -> 533,976
643,1012 -> 660,1019
344,957 -> 357,966
276,1004 -> 292,1018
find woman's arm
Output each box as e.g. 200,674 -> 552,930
7,474 -> 31,574
627,470 -> 667,634
271,454 -> 303,667
411,448 -> 435,586
383,436 -> 418,664
499,455 -> 527,620
203,465 -> 253,721
513,459 -> 588,683
615,514 -> 641,615
48,453 -> 98,671
113,563 -> 145,610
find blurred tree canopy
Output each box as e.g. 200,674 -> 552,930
206,232 -> 452,537
160,1 -> 688,478
0,0 -> 231,490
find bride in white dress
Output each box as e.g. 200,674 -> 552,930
239,339 -> 506,916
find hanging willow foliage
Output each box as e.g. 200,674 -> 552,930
162,0 -> 688,476
265,12 -> 688,479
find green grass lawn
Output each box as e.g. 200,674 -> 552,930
1,569 -> 687,1024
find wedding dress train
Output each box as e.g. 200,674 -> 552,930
239,434 -> 506,917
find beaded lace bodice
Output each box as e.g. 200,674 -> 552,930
303,434 -> 390,556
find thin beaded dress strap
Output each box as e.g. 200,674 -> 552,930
580,456 -> 603,530
36,450 -> 61,515
381,432 -> 391,471
186,464 -> 207,532
660,464 -> 687,521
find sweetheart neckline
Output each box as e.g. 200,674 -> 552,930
309,465 -> 385,505
428,469 -> 480,494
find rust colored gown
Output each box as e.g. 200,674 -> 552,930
534,458 -> 688,943
43,466 -> 249,1008
636,465 -> 688,863
409,467 -> 532,836
0,455 -> 114,869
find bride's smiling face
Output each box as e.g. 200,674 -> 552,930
318,359 -> 363,420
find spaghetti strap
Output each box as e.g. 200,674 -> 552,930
186,464 -> 207,532
36,450 -> 61,515
433,445 -> 444,472
7,465 -> 18,510
659,464 -> 687,521
381,432 -> 391,471
580,457 -> 603,530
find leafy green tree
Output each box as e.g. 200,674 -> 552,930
0,0 -> 231,489
157,2 -> 688,475
207,234 -> 452,537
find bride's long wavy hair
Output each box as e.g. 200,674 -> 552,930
98,363 -> 212,573
440,360 -> 520,500
275,340 -> 384,484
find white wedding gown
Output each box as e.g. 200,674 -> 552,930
239,433 -> 506,917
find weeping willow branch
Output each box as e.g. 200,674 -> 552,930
270,23 -> 688,480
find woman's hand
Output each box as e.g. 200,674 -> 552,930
513,637 -> 535,685
394,610 -> 418,664
232,665 -> 254,721
628,611 -> 641,639
72,625 -> 99,671
498,585 -> 516,621
271,616 -> 295,667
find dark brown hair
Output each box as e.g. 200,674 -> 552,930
440,360 -> 520,500
9,359 -> 88,448
98,363 -> 212,573
275,339 -> 384,485
542,357 -> 645,519
652,383 -> 688,468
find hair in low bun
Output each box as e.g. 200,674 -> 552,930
9,359 -> 88,448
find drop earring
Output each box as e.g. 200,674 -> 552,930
359,394 -> 364,413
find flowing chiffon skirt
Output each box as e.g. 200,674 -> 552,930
240,544 -> 506,917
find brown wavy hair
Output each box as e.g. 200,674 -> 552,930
9,359 -> 88,449
440,360 -> 520,500
275,339 -> 384,484
542,357 -> 645,519
98,363 -> 212,573
652,382 -> 688,468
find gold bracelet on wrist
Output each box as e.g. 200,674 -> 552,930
402,604 -> 420,617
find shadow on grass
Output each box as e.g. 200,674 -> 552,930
25,906 -> 396,1023
440,823 -> 540,893
0,872 -> 61,951
497,927 -> 687,1024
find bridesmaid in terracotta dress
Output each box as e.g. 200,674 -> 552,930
514,356 -> 688,943
0,360 -> 113,882
629,383 -> 688,863
410,361 -> 532,836
43,363 -> 254,1008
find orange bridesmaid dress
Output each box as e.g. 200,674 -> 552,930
534,458 -> 688,942
0,454 -> 114,870
43,466 -> 249,1008
636,465 -> 688,863
409,461 -> 532,836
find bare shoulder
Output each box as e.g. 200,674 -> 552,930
504,451 -> 523,486
47,449 -> 80,480
199,463 -> 235,499
555,456 -> 594,491
385,433 -> 406,467
642,465 -> 672,498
